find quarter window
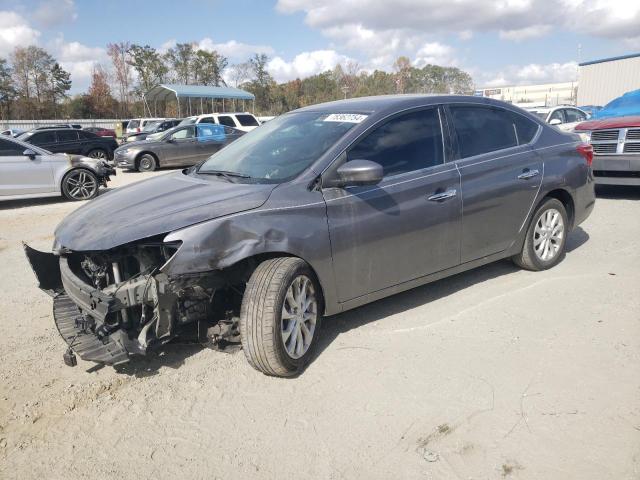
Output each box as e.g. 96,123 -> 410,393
217,115 -> 236,127
510,112 -> 539,144
347,108 -> 444,177
236,114 -> 259,127
449,106 -> 519,158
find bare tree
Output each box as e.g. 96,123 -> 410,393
107,42 -> 132,116
228,62 -> 251,87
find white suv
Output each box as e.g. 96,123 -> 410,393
126,118 -> 165,135
178,112 -> 260,132
526,106 -> 589,132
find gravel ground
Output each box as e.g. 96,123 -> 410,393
0,170 -> 639,480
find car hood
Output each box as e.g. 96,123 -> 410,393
54,171 -> 276,251
575,115 -> 640,130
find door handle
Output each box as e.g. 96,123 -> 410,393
427,189 -> 457,202
517,169 -> 540,180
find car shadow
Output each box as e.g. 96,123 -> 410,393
0,195 -> 68,211
595,185 -> 640,200
108,227 -> 590,377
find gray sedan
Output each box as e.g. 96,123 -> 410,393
26,95 -> 595,376
114,123 -> 244,172
0,135 -> 114,201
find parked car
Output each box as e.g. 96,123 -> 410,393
0,134 -> 114,201
124,119 -> 181,142
25,95 -> 595,376
114,123 -> 244,171
1,128 -> 25,137
575,116 -> 640,185
34,124 -> 82,130
84,127 -> 116,138
527,106 -> 589,131
178,112 -> 260,132
126,118 -> 165,135
17,128 -> 119,160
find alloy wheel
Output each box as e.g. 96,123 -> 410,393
88,149 -> 107,159
533,208 -> 564,261
281,275 -> 317,359
65,170 -> 97,200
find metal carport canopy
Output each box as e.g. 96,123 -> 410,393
145,84 -> 256,117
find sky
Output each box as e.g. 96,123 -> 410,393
0,0 -> 638,93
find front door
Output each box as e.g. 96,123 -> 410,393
447,105 -> 543,262
162,126 -> 200,166
0,139 -> 54,196
323,107 -> 462,302
55,130 -> 82,154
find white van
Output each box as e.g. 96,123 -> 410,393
177,112 -> 260,132
126,118 -> 165,135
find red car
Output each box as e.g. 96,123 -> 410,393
84,127 -> 116,138
575,116 -> 640,185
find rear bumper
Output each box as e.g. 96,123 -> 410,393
593,154 -> 640,185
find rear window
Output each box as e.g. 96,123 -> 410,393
57,130 -> 78,141
217,115 -> 236,127
236,114 -> 259,127
450,106 -> 519,158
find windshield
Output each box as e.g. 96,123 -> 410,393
128,120 -> 140,129
197,111 -> 362,183
178,117 -> 197,126
143,121 -> 162,132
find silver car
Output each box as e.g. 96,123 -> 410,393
114,123 -> 245,172
0,134 -> 114,201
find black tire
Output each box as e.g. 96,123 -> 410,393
61,168 -> 99,201
137,153 -> 157,172
240,257 -> 323,377
86,148 -> 108,160
513,198 -> 568,271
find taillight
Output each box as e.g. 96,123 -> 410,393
576,143 -> 593,167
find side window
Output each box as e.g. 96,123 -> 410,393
171,126 -> 195,140
449,106 -> 518,158
217,115 -> 236,127
548,109 -> 565,124
0,138 -> 25,156
78,131 -> 96,139
197,124 -> 226,141
57,130 -> 79,142
347,108 -> 444,177
29,131 -> 56,145
236,114 -> 259,127
199,117 -> 215,124
565,109 -> 586,123
510,112 -> 539,144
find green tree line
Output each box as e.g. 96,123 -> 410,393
0,42 -> 474,120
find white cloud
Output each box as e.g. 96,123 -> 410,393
499,25 -> 552,41
33,0 -> 77,27
198,39 -> 274,60
268,50 -> 354,82
51,36 -> 109,92
0,11 -> 41,56
413,42 -> 458,68
478,61 -> 579,87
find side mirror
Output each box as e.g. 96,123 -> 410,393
23,148 -> 37,160
326,159 -> 383,188
549,118 -> 562,126
165,137 -> 175,143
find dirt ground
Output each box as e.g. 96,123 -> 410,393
0,169 -> 638,480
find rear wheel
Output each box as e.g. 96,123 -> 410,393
87,148 -> 108,160
137,154 -> 157,172
513,198 -> 568,271
61,169 -> 99,201
239,257 -> 322,377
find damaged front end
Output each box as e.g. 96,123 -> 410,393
24,238 -> 243,366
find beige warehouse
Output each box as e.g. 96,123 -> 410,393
578,53 -> 640,106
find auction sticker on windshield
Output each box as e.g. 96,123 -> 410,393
323,113 -> 368,123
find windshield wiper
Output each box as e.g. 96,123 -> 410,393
198,169 -> 251,182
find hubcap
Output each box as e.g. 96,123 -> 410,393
140,157 -> 152,170
89,150 -> 106,159
66,171 -> 97,200
281,275 -> 317,359
533,208 -> 564,261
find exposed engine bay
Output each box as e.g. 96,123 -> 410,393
25,238 -> 248,366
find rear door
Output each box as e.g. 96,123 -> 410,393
195,124 -> 239,160
56,129 -> 81,154
323,107 -> 462,302
448,104 -> 542,262
0,138 -> 55,196
162,126 -> 199,166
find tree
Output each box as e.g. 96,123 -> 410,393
86,65 -> 115,117
0,58 -> 15,120
228,62 -> 251,87
107,42 -> 133,116
50,63 -> 71,117
165,42 -> 195,84
127,44 -> 168,97
393,56 -> 411,93
247,53 -> 274,112
193,49 -> 227,86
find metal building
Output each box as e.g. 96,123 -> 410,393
475,82 -> 577,107
577,53 -> 640,106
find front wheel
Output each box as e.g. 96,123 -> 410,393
137,154 -> 157,172
513,198 -> 568,271
239,257 -> 322,377
61,169 -> 99,201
